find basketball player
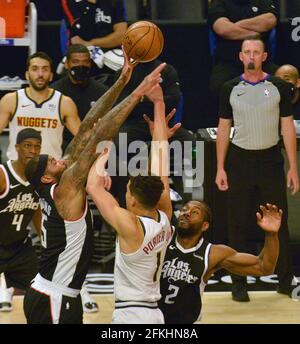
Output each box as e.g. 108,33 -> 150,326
0,51 -> 80,160
0,128 -> 42,312
158,200 -> 281,324
86,84 -> 175,324
23,54 -> 166,324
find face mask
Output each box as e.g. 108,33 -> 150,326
69,66 -> 90,82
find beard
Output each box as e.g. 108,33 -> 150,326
176,223 -> 202,238
247,62 -> 255,70
28,75 -> 50,91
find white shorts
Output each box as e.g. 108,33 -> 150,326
112,307 -> 165,324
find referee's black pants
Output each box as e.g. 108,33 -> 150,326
226,143 -> 293,288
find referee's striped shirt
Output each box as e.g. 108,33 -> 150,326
219,75 -> 293,150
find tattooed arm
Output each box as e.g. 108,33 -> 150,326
55,63 -> 166,220
64,50 -> 136,162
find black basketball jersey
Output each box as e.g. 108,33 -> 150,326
0,161 -> 39,245
158,235 -> 212,324
37,184 -> 94,290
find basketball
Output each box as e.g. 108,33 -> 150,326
122,21 -> 164,63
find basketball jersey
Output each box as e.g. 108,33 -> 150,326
37,184 -> 94,290
114,210 -> 174,307
7,88 -> 64,160
0,161 -> 39,245
158,235 -> 212,324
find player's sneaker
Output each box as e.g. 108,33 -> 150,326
80,282 -> 98,313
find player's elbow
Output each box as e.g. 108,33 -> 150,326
260,262 -> 276,276
260,13 -> 277,32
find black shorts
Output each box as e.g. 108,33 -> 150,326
24,287 -> 83,324
0,238 -> 38,290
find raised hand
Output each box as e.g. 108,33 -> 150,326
143,108 -> 181,139
133,63 -> 166,98
256,203 -> 282,233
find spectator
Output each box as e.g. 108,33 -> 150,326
0,52 -> 80,160
51,44 -> 108,152
208,0 -> 278,96
215,37 -> 299,302
61,0 -> 128,50
275,64 -> 300,120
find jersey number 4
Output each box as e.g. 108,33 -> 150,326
12,214 -> 24,231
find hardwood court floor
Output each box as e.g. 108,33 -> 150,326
0,291 -> 299,324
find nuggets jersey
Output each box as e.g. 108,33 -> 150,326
7,88 -> 64,160
37,184 -> 94,290
0,160 -> 39,245
114,210 -> 174,307
158,236 -> 212,324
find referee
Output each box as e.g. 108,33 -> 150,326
215,36 -> 299,302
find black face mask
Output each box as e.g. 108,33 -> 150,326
69,66 -> 90,82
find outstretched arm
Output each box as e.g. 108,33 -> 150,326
59,63 -> 166,196
86,148 -> 142,255
64,49 -> 136,162
145,85 -> 179,221
207,204 -> 281,278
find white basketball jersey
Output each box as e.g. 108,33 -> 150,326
114,210 -> 174,304
7,88 -> 64,160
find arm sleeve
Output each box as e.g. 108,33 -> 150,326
161,64 -> 182,114
275,80 -> 293,117
218,82 -> 234,119
208,0 -> 228,28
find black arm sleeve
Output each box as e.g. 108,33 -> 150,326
274,79 -> 293,117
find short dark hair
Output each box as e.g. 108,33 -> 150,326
66,44 -> 90,61
241,35 -> 266,52
26,52 -> 53,71
16,128 -> 42,144
129,175 -> 164,209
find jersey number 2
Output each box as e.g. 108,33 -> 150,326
12,214 -> 24,231
165,284 -> 179,304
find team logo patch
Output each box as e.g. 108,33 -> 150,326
48,103 -> 57,112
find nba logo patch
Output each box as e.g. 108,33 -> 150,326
264,89 -> 270,97
48,104 -> 56,112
